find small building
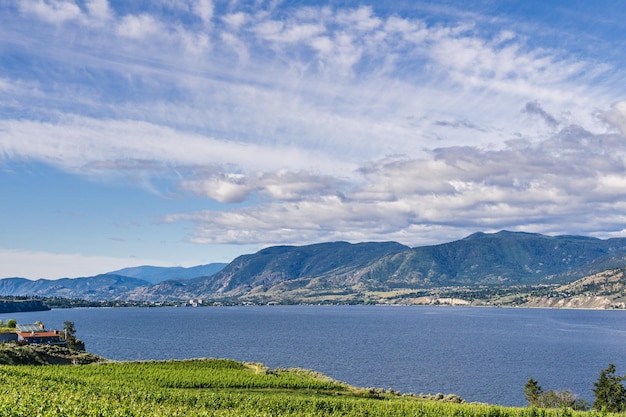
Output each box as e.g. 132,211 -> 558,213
15,323 -> 67,346
17,330 -> 66,345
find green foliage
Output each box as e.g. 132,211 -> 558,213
0,344 -> 104,365
62,321 -> 85,351
63,321 -> 76,338
5,319 -> 16,329
524,379 -> 588,411
525,379 -> 542,406
535,390 -> 588,411
593,363 -> 626,412
0,298 -> 51,313
0,359 -> 609,416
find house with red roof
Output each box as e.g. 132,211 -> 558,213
15,323 -> 67,346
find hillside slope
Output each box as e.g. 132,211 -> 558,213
523,267 -> 626,309
130,241 -> 409,301
132,231 -> 626,302
4,231 -> 626,303
359,231 -> 626,287
0,275 -> 151,301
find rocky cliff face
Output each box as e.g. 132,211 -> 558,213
521,267 -> 626,309
523,296 -> 620,309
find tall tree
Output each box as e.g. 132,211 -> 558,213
593,363 -> 626,412
524,378 -> 542,406
63,321 -> 78,349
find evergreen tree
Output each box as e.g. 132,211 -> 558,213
63,321 -> 76,338
63,321 -> 79,350
593,363 -> 626,412
524,378 -> 542,406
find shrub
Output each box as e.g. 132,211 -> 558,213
524,379 -> 587,410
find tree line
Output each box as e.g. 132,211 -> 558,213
525,363 -> 626,412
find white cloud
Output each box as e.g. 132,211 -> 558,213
182,170 -> 347,203
252,18 -> 326,44
116,14 -> 162,39
18,0 -> 113,26
168,112 -> 626,246
183,173 -> 252,203
220,31 -> 249,63
0,116 -> 355,195
600,101 -> 626,135
3,1 -> 626,256
193,0 -> 214,26
18,0 -> 82,24
85,0 -> 111,22
336,6 -> 381,32
222,12 -> 248,29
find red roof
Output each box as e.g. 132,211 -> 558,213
17,331 -> 61,338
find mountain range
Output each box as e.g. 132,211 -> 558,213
3,231 -> 626,303
108,264 -> 228,285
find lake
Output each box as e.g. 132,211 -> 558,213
4,305 -> 626,406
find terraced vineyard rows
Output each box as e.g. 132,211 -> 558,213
0,359 -> 617,416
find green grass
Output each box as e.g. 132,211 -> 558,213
0,358 -> 619,416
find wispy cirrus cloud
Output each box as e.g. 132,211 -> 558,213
2,0 -> 626,258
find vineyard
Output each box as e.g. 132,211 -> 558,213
0,358 -> 619,416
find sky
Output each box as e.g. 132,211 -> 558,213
1,0 -> 626,279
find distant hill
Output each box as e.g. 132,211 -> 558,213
358,231 -> 626,287
108,263 -> 227,284
0,264 -> 227,302
4,231 -> 626,303
523,267 -> 626,309
128,232 -> 626,302
128,241 -> 409,301
0,275 -> 151,301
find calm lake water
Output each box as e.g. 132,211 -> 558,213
4,305 -> 626,406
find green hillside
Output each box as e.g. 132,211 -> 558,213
0,357 -> 610,416
138,231 -> 626,302
4,231 -> 626,303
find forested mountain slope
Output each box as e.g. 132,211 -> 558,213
4,231 -> 626,302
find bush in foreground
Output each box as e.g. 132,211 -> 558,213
0,343 -> 104,365
524,378 -> 589,411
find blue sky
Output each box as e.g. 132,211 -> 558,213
2,0 -> 626,279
